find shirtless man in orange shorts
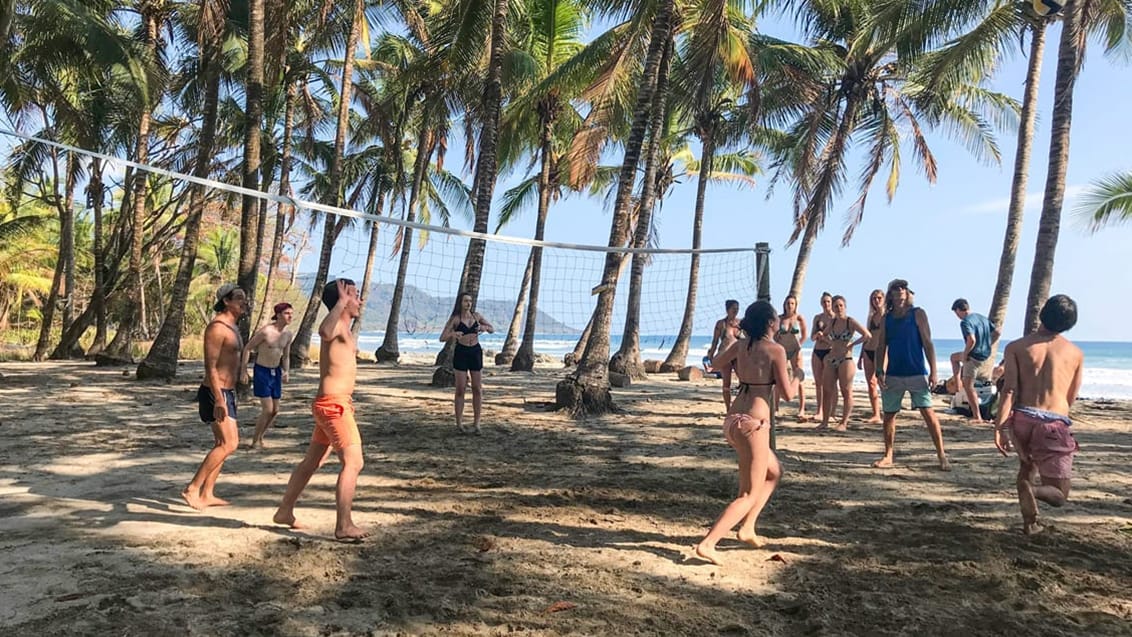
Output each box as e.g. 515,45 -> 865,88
994,294 -> 1084,535
273,278 -> 368,541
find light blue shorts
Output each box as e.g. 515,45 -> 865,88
882,375 -> 932,413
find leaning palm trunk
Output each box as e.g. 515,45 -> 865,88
611,36 -> 673,380
377,126 -> 433,362
353,190 -> 386,340
255,79 -> 298,331
136,68 -> 223,380
1023,0 -> 1083,334
787,92 -> 862,299
555,0 -> 674,415
512,104 -> 558,372
105,14 -> 159,360
496,250 -> 534,365
430,0 -> 509,387
236,0 -> 266,342
290,0 -> 362,369
988,20 -> 1047,343
663,125 -> 715,372
34,155 -> 77,360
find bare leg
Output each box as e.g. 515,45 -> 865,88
873,412 -> 897,468
694,425 -> 773,566
251,397 -> 278,448
722,364 -> 733,412
811,354 -> 824,422
836,362 -> 854,431
961,376 -> 984,424
738,451 -> 782,547
333,444 -> 368,540
454,371 -> 468,433
183,417 -> 239,509
1016,461 -> 1042,534
273,441 -> 331,529
470,370 -> 484,434
818,363 -> 836,430
863,356 -> 882,423
920,407 -> 951,471
795,361 -> 807,419
950,351 -> 963,380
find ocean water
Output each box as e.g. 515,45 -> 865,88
355,332 -> 1132,401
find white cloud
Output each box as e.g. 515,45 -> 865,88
960,184 -> 1088,215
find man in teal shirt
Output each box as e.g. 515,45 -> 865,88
950,298 -> 1001,424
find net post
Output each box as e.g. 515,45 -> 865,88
755,242 -> 771,303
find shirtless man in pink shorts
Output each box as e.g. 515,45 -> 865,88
274,278 -> 368,541
994,294 -> 1084,535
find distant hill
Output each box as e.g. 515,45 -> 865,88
295,276 -> 578,334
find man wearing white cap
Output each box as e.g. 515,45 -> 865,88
183,283 -> 247,510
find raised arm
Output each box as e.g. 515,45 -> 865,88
811,315 -> 825,342
319,280 -> 350,342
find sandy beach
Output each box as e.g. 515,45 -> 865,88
1,358 -> 1130,636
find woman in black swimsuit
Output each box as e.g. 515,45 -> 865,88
774,295 -> 808,420
810,292 -> 834,423
440,293 -> 494,434
858,289 -> 885,423
819,295 -> 870,431
694,301 -> 794,566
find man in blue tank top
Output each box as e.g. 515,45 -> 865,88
872,279 -> 950,471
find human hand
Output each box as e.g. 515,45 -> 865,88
994,429 -> 1012,457
335,278 -> 350,306
282,370 -> 289,383
928,372 -> 937,389
241,370 -> 250,387
876,373 -> 886,390
213,401 -> 228,423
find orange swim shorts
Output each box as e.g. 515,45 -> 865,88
311,394 -> 361,450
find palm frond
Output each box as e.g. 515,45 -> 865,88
1075,170 -> 1132,232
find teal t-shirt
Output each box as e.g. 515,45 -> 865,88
961,313 -> 994,361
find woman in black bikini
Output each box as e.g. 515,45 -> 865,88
774,295 -> 808,420
858,289 -> 885,423
440,292 -> 494,434
819,295 -> 870,431
693,301 -> 794,566
810,292 -> 834,423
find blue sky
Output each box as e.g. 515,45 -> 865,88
435,14 -> 1132,343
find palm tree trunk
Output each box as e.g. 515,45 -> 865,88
556,0 -> 674,414
1023,1 -> 1083,334
430,0 -> 509,386
664,125 -> 715,372
377,126 -> 433,362
105,13 -> 158,360
61,156 -> 77,333
353,190 -> 386,340
290,0 -> 361,369
989,20 -> 1047,342
255,77 -> 297,331
89,156 -> 108,353
250,153 -> 274,326
136,65 -> 224,380
497,250 -> 534,365
787,92 -> 862,300
236,0 -> 266,342
612,35 -> 673,380
511,105 -> 558,372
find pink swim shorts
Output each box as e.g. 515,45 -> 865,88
1005,407 -> 1078,480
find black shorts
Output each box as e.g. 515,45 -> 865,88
453,343 -> 484,372
197,385 -> 238,423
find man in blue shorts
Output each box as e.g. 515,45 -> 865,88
241,302 -> 295,449
872,279 -> 950,471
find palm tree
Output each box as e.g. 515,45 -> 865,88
773,1 -> 1016,300
236,0 -> 266,342
136,0 -> 229,379
556,0 -> 676,415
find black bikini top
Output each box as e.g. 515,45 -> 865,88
830,318 -> 853,342
454,318 -> 479,335
737,378 -> 775,393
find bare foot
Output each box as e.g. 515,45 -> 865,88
335,525 -> 370,542
737,529 -> 767,548
1023,521 -> 1044,535
691,542 -> 723,566
456,423 -> 468,434
865,416 -> 883,424
272,510 -> 307,529
938,456 -> 952,472
251,439 -> 266,450
872,456 -> 894,468
814,422 -> 829,431
796,414 -> 810,423
834,422 -> 848,432
201,495 -> 231,507
473,424 -> 482,436
181,488 -> 205,511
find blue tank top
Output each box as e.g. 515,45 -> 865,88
884,308 -> 928,377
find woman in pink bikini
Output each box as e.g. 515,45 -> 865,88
693,301 -> 794,566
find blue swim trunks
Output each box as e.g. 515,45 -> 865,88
253,364 -> 284,399
197,385 -> 238,423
